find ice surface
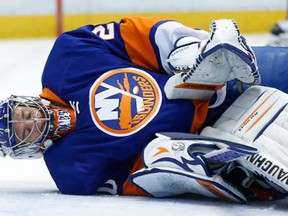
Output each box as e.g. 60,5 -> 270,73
0,35 -> 287,216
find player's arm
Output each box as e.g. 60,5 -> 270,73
121,18 -> 260,104
164,19 -> 260,103
119,17 -> 209,74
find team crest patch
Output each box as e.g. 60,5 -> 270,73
89,68 -> 162,136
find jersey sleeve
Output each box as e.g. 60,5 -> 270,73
120,17 -> 209,75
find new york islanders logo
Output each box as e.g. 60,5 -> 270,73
89,68 -> 162,136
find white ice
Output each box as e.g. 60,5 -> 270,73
0,34 -> 287,216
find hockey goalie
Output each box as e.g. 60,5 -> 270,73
0,17 -> 287,204
130,20 -> 288,203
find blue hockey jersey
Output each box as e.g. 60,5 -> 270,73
41,17 -> 214,196
40,17 -> 288,196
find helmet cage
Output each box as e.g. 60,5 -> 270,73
0,95 -> 51,159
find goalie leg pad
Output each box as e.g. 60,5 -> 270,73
201,85 -> 288,194
130,167 -> 247,203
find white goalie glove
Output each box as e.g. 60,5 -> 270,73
201,86 -> 288,200
130,132 -> 258,203
164,19 -> 260,102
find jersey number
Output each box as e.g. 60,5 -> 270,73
92,23 -> 115,40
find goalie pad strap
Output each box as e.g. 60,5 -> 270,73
202,126 -> 288,192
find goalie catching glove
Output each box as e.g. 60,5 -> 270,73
130,132 -> 258,203
201,86 -> 288,200
164,19 -> 260,101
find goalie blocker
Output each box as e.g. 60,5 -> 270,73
130,132 -> 258,203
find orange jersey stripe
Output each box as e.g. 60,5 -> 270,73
120,17 -> 165,72
191,100 -> 210,133
122,153 -> 149,196
40,87 -> 68,106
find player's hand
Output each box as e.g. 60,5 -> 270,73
164,19 -> 260,102
130,132 -> 258,203
167,19 -> 260,85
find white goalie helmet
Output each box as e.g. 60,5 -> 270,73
0,95 -> 53,159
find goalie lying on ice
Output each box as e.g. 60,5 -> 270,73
131,86 -> 288,203
0,17 -> 287,203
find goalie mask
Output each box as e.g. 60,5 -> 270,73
0,95 -> 76,159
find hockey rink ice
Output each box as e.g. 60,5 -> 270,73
0,34 -> 287,216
